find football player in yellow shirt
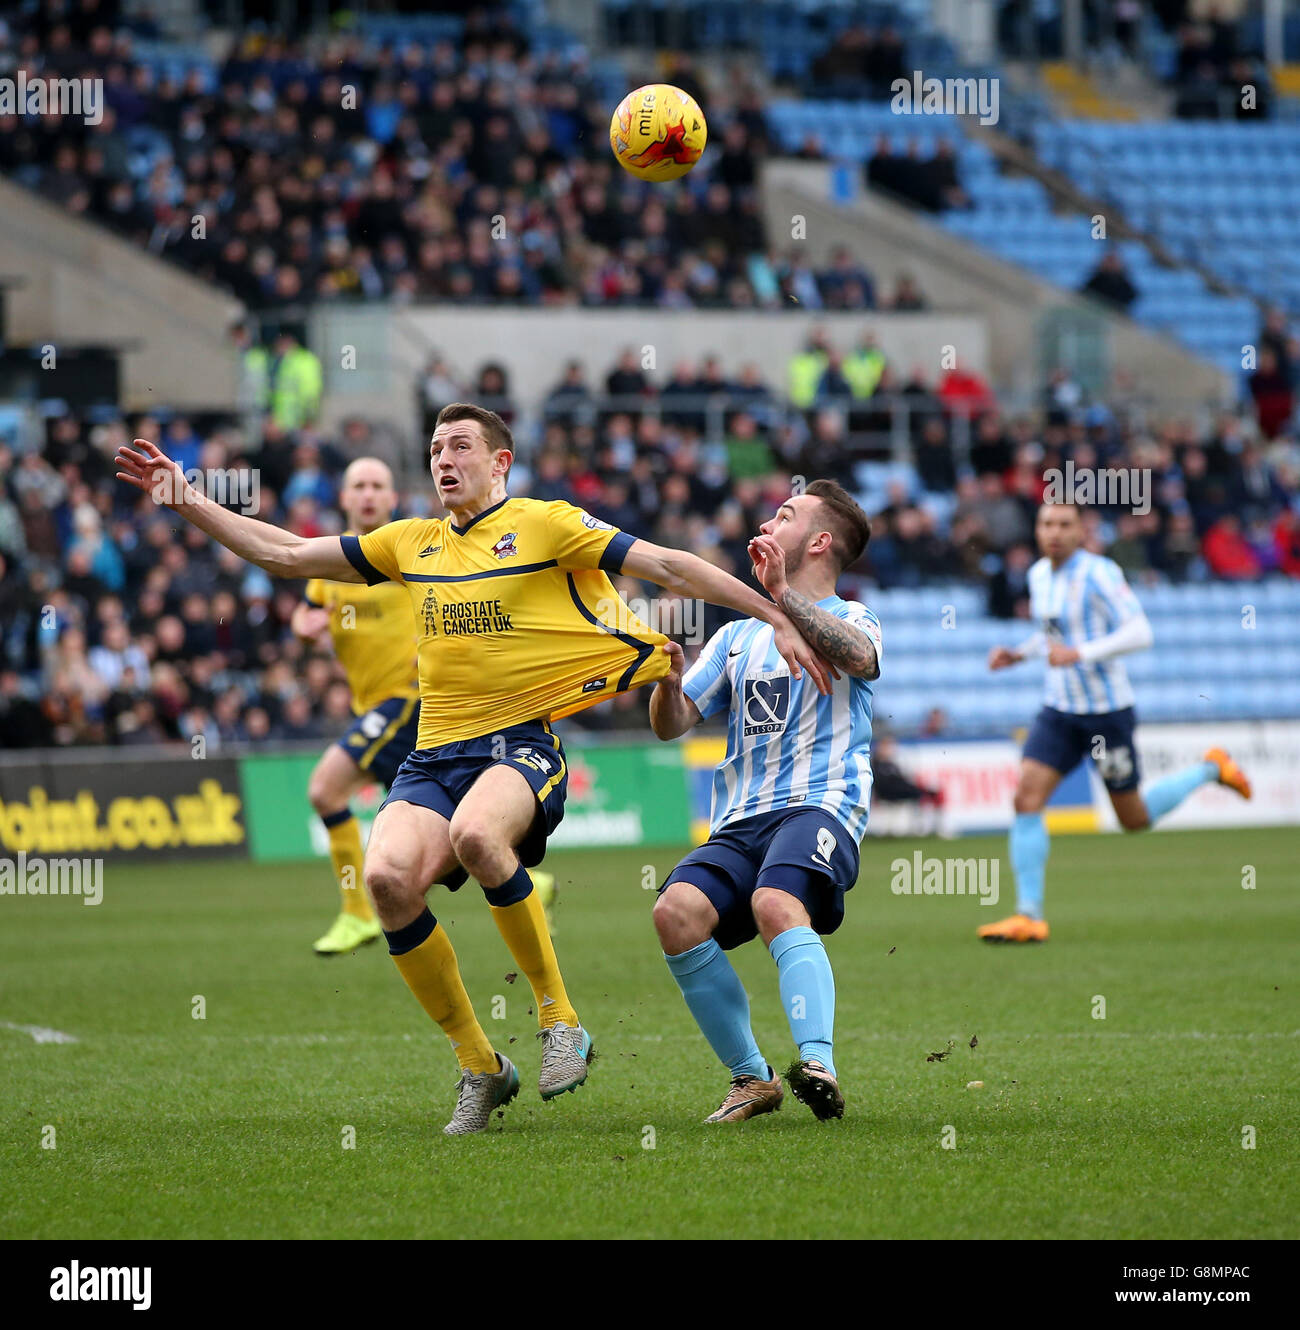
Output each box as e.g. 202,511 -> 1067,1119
115,405 -> 832,1135
290,457 -> 420,956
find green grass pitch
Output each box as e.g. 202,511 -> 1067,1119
2,828 -> 1296,1239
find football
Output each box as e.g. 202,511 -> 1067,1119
609,83 -> 707,182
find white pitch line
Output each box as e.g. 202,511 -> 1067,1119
0,1020 -> 78,1044
32,1029 -> 1292,1047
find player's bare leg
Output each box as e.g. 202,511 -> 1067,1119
653,881 -> 719,954
1125,749 -> 1252,833
448,762 -> 541,894
754,888 -> 843,1120
308,744 -> 381,954
655,882 -> 783,1123
980,758 -> 1061,942
450,764 -> 592,1098
1110,789 -> 1152,831
365,801 -> 513,1133
365,799 -> 457,929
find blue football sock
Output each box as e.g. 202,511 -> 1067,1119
1010,811 -> 1050,919
1142,761 -> 1217,825
664,939 -> 768,1080
769,925 -> 836,1078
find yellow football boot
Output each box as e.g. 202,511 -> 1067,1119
313,912 -> 383,956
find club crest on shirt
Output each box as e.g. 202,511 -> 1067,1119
492,532 -> 519,560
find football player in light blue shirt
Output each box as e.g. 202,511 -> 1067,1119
983,501 -> 1252,942
649,481 -> 880,1123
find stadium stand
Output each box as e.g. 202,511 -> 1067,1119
1032,119 -> 1300,323
766,99 -> 1262,379
1,4 -> 847,313
2,0 -> 1299,754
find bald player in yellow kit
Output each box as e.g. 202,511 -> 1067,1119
115,404 -> 831,1135
290,458 -> 420,956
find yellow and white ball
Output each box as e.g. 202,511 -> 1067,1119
609,83 -> 707,182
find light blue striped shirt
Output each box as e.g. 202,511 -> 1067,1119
1024,549 -> 1147,713
683,597 -> 882,841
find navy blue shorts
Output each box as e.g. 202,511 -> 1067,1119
335,696 -> 420,790
1023,705 -> 1141,792
662,807 -> 861,951
381,720 -> 567,869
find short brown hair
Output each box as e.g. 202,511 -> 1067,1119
433,402 -> 515,457
806,479 -> 871,573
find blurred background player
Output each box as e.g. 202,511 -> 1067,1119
984,502 -> 1252,943
650,481 -> 879,1123
292,456 -> 555,957
290,457 -> 420,956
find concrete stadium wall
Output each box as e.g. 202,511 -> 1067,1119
0,177 -> 243,412
762,160 -> 1235,410
312,304 -> 989,444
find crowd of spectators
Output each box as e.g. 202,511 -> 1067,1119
864,137 -> 971,214
1169,6 -> 1273,121
2,1 -> 907,313
996,0 -> 1272,123
4,312 -> 1299,750
2,2 -> 1297,750
808,23 -> 908,101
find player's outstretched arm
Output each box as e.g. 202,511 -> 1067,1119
649,642 -> 701,741
115,438 -> 362,582
621,539 -> 835,695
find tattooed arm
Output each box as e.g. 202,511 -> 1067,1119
778,586 -> 879,680
749,533 -> 879,681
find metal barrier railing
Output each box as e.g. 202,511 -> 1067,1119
417,389 -> 975,474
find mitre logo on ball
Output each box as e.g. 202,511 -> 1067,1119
609,83 -> 707,182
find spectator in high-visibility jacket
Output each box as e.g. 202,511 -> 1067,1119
269,332 -> 324,431
787,328 -> 832,409
843,333 -> 886,399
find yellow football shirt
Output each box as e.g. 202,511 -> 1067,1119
341,498 -> 670,746
304,555 -> 419,715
